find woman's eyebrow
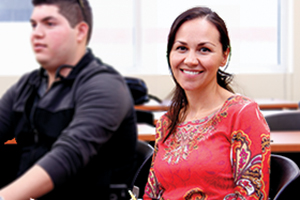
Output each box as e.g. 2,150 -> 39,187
175,40 -> 216,47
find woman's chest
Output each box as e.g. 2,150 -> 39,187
154,126 -> 233,186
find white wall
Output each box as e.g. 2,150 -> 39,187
128,74 -> 289,101
128,1 -> 300,101
0,1 -> 299,102
292,0 -> 300,101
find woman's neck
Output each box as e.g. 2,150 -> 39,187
184,85 -> 233,122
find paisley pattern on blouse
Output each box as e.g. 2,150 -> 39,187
184,188 -> 207,200
224,130 -> 270,200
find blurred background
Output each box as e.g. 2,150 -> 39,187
0,0 -> 299,102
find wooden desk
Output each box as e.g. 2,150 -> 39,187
135,99 -> 299,111
258,102 -> 299,110
255,98 -> 299,110
135,104 -> 169,111
4,126 -> 155,145
138,124 -> 156,141
138,124 -> 300,153
270,131 -> 300,152
7,126 -> 300,153
4,138 -> 16,145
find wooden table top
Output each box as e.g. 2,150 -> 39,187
138,124 -> 300,153
270,131 -> 300,152
6,125 -> 300,153
135,99 -> 299,111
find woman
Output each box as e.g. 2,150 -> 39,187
143,6 -> 270,200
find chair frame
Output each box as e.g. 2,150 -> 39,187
269,154 -> 300,200
264,110 -> 300,131
130,140 -> 154,197
109,140 -> 154,199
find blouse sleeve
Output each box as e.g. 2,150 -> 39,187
226,102 -> 271,200
143,116 -> 166,200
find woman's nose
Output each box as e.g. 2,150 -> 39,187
184,51 -> 199,66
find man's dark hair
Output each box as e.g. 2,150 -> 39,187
32,0 -> 93,44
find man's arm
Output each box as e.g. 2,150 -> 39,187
37,73 -> 134,187
0,71 -> 135,199
0,165 -> 53,199
0,84 -> 18,143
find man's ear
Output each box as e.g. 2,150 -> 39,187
221,47 -> 230,67
76,22 -> 89,44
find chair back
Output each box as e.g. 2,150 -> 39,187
129,140 -> 154,199
269,154 -> 300,200
109,140 -> 154,200
135,110 -> 155,127
264,110 -> 300,131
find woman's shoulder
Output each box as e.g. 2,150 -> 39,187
156,112 -> 171,128
220,94 -> 259,115
225,94 -> 257,108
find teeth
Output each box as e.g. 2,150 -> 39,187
183,70 -> 200,75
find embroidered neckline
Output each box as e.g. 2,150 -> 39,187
178,94 -> 238,126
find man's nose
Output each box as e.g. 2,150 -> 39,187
32,24 -> 44,37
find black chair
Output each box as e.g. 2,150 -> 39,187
136,109 -> 155,127
109,140 -> 154,199
130,140 -> 154,198
264,110 -> 300,131
269,154 -> 300,200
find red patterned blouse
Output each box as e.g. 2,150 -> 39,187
143,95 -> 270,200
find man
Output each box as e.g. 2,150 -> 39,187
0,0 -> 137,199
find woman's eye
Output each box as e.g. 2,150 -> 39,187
176,46 -> 187,51
200,47 -> 211,52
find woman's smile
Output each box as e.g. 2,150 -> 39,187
180,69 -> 202,75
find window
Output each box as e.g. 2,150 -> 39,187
0,0 -> 292,75
88,0 -> 293,75
0,0 -> 32,22
89,0 -> 135,74
0,0 -> 34,76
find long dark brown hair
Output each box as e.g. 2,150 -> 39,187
165,6 -> 234,142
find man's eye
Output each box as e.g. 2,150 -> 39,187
31,23 -> 37,28
47,22 -> 55,26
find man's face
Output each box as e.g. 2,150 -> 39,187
30,5 -> 79,72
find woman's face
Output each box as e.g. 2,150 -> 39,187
169,18 -> 229,93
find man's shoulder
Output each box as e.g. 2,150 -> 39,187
86,57 -> 120,76
77,57 -> 125,87
15,69 -> 40,86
